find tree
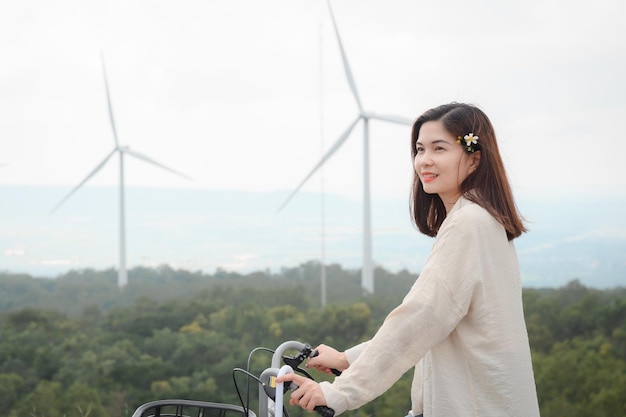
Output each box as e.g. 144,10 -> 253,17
533,336 -> 626,417
0,373 -> 24,411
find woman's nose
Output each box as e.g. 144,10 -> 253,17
415,153 -> 433,168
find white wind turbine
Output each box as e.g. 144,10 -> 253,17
278,0 -> 413,294
51,56 -> 191,288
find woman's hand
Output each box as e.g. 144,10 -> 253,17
275,373 -> 326,412
307,344 -> 349,374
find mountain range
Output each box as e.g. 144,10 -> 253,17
1,185 -> 624,289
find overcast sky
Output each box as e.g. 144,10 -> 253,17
1,0 -> 626,282
1,0 -> 625,201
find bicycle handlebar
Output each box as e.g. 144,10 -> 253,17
130,340 -> 337,417
260,341 -> 337,417
275,365 -> 293,417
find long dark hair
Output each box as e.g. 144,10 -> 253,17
409,102 -> 526,240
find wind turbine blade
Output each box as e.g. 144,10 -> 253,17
366,113 -> 414,126
123,148 -> 193,181
50,149 -> 117,214
100,52 -> 120,147
277,115 -> 361,212
326,0 -> 363,113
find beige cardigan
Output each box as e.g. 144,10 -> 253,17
319,197 -> 540,417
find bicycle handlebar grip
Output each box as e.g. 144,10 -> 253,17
310,350 -> 342,377
314,406 -> 335,417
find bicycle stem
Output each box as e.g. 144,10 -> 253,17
260,341 -> 335,417
259,341 -> 307,417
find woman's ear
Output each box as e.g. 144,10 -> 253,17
470,151 -> 481,171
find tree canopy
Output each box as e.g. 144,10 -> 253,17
0,265 -> 624,417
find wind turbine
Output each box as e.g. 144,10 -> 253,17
278,0 -> 413,294
51,55 -> 191,288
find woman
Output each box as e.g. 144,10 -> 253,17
277,103 -> 540,417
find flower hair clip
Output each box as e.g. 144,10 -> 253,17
457,133 -> 479,153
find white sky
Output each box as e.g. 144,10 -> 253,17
1,0 -> 625,201
1,0 -> 626,284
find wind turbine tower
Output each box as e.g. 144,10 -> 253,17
51,56 -> 191,288
278,0 -> 413,294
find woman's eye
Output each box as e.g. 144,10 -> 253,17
416,146 -> 424,153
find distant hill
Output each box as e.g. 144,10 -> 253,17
0,262 -> 417,316
1,185 -> 624,288
514,188 -> 626,288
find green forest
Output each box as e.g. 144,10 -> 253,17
1,262 -> 625,417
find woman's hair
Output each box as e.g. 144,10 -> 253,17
409,102 -> 526,240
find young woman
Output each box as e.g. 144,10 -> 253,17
277,103 -> 540,417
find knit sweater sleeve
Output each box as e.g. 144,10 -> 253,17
319,201 -> 488,415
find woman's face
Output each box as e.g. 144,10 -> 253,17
414,120 -> 480,212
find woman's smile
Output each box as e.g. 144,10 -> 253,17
420,172 -> 438,183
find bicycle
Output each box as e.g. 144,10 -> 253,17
131,340 -> 337,417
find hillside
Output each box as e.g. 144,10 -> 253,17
0,268 -> 624,417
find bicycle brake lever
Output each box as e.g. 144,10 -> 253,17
283,356 -> 314,380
